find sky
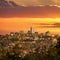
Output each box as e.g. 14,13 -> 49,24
0,0 -> 60,34
1,18 -> 60,34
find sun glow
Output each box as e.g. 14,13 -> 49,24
0,18 -> 60,23
0,18 -> 60,34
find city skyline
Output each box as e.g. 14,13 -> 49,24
0,1 -> 60,59
0,0 -> 60,34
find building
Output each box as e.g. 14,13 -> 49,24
28,27 -> 34,34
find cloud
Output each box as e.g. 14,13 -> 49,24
38,0 -> 55,5
54,23 -> 60,27
0,5 -> 60,18
6,0 -> 60,6
35,23 -> 60,28
6,0 -> 40,6
52,0 -> 60,5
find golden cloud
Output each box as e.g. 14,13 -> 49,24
7,0 -> 60,6
35,23 -> 60,28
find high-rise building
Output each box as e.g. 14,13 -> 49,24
30,27 -> 34,34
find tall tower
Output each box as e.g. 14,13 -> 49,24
30,27 -> 33,34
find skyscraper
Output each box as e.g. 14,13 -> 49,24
30,27 -> 34,34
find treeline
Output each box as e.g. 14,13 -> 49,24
0,41 -> 60,60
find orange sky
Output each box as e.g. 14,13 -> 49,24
0,0 -> 60,35
0,6 -> 60,18
0,18 -> 60,34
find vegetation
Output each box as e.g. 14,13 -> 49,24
0,41 -> 59,60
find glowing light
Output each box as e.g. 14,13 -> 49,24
57,6 -> 60,8
0,18 -> 60,34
